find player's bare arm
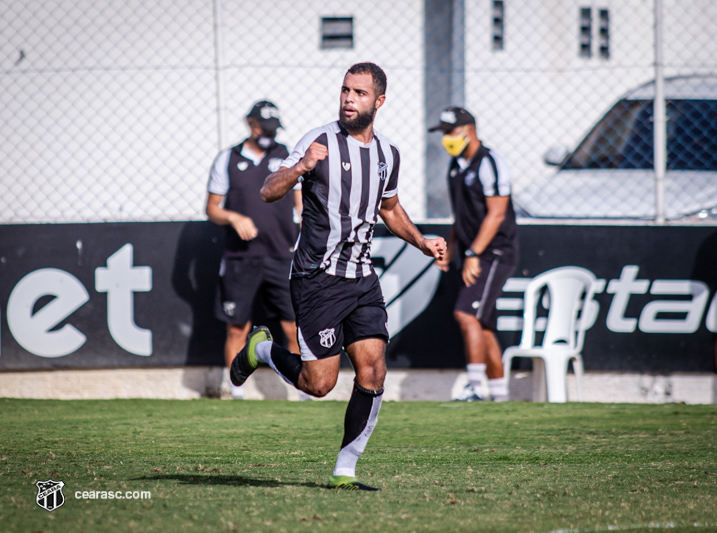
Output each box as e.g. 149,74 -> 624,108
205,193 -> 258,240
379,195 -> 446,260
261,142 -> 328,203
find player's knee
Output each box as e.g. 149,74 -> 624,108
302,375 -> 337,398
306,387 -> 328,398
304,382 -> 331,398
356,364 -> 386,391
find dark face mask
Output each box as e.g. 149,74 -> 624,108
255,132 -> 276,150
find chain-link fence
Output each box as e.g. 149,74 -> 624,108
2,0 -> 716,224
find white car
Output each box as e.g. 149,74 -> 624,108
514,75 -> 717,221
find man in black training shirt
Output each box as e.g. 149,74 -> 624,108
430,107 -> 519,402
206,101 -> 301,399
230,63 -> 446,491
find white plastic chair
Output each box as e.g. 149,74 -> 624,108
502,266 -> 598,403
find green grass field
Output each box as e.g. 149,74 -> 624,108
1,398 -> 716,533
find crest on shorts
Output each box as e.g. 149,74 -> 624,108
223,301 -> 236,317
36,480 -> 65,512
377,162 -> 388,181
318,328 -> 336,348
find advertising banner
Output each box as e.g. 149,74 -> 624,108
1,222 -> 715,372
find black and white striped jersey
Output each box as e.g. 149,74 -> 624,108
282,121 -> 400,279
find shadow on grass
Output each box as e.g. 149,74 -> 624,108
135,473 -> 323,489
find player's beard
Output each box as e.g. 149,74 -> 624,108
338,105 -> 376,133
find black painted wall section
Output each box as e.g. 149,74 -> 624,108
1,222 -> 715,372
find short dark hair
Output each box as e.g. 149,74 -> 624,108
346,62 -> 387,96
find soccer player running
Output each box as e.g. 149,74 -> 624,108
230,62 -> 446,491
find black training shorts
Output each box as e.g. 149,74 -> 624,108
214,256 -> 295,325
454,251 -> 516,331
290,271 -> 389,361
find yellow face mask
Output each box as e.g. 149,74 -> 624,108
441,132 -> 469,157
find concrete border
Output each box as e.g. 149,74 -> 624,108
0,368 -> 715,404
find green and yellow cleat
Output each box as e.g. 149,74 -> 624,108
230,326 -> 272,387
327,475 -> 381,492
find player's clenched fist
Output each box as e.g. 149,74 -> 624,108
420,237 -> 447,261
298,142 -> 328,173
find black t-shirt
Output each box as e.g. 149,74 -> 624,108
448,144 -> 519,265
211,140 -> 297,260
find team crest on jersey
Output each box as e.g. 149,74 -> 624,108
237,161 -> 249,171
342,162 -> 351,171
36,480 -> 65,512
464,170 -> 477,186
377,162 -> 388,181
450,168 -> 458,177
318,328 -> 336,348
268,158 -> 283,172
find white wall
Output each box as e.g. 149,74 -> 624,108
0,0 -> 218,223
218,0 -> 426,219
0,0 -> 426,223
1,0 -> 714,223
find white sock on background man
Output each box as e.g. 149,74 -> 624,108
466,363 -> 487,396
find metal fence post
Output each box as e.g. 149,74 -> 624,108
212,0 -> 227,151
653,0 -> 666,225
451,0 -> 465,107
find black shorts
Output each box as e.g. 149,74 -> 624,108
290,272 -> 389,361
214,256 -> 295,325
454,251 -> 516,331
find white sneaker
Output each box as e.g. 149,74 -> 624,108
488,378 -> 509,402
453,383 -> 487,402
220,368 -> 244,399
230,383 -> 245,399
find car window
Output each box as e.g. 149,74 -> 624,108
563,98 -> 717,171
563,100 -> 649,170
668,100 -> 717,170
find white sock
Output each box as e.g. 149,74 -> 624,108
254,340 -> 297,386
255,340 -> 272,364
333,387 -> 383,478
467,363 -> 487,388
489,377 -> 508,399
